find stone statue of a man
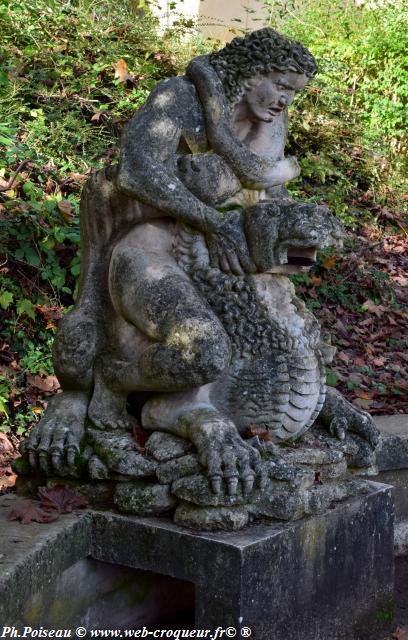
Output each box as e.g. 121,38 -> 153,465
21,29 -> 380,527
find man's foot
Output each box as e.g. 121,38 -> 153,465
87,368 -> 134,431
21,391 -> 88,476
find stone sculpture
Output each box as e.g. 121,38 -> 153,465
19,28 -> 381,530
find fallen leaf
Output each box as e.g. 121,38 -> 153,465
361,299 -> 384,317
38,485 -> 89,513
113,59 -> 133,84
353,398 -> 373,410
394,381 -> 408,393
133,424 -> 150,448
0,469 -> 17,491
57,199 -> 73,220
7,501 -> 60,524
0,432 -> 14,457
355,389 -> 374,400
26,374 -> 60,393
323,255 -> 337,269
373,356 -> 386,366
392,627 -> 408,640
246,424 -> 272,441
337,351 -> 350,364
91,111 -> 106,123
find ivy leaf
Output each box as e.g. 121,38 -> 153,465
0,290 -> 13,310
325,368 -> 339,387
24,247 -> 41,267
16,299 -> 36,320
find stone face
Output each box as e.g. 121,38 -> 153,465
17,27 -> 382,530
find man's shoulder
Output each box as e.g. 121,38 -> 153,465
151,75 -> 198,102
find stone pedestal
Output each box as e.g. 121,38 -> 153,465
92,482 -> 394,639
0,482 -> 394,638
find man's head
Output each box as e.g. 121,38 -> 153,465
210,28 -> 317,108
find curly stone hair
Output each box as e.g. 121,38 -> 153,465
210,28 -> 317,106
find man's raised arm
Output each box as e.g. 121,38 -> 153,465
116,79 -> 222,234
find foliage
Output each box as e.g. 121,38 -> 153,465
0,0 -> 407,441
0,0 -> 210,435
265,0 -> 408,225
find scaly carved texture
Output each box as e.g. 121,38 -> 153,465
174,226 -> 327,439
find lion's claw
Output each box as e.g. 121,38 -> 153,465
190,414 -> 261,497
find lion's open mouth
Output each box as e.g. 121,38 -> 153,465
286,247 -> 317,267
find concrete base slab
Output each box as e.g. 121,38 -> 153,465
394,520 -> 408,557
0,483 -> 394,639
373,415 -> 408,520
374,415 -> 408,472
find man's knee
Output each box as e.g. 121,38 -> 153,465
166,316 -> 231,384
53,312 -> 96,389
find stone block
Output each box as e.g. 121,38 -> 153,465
0,493 -> 92,626
377,469 -> 408,519
374,414 -> 408,471
0,483 -> 394,638
92,482 -> 394,639
114,480 -> 177,515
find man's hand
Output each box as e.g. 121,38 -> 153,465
262,156 -> 300,188
205,211 -> 256,275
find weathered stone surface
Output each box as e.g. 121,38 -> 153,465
252,489 -> 305,520
21,558 -> 194,629
375,414 -> 408,435
172,473 -> 249,507
114,480 -> 177,515
378,435 -> 408,471
156,453 -> 201,484
145,432 -> 193,462
15,475 -> 115,506
17,27 -> 382,530
88,454 -> 110,479
377,468 -> 408,519
0,493 -> 92,626
46,477 -> 115,506
174,501 -> 249,531
87,429 -> 158,478
394,519 -> 408,557
0,483 -> 395,637
91,483 -> 394,639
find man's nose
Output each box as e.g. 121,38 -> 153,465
278,93 -> 289,107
